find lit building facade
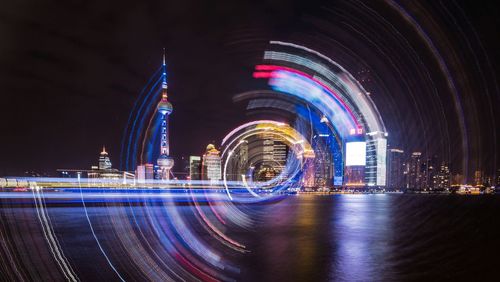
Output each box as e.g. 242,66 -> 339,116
425,155 -> 438,190
145,163 -> 155,180
89,146 -> 120,180
434,162 -> 451,190
238,140 -> 249,172
261,138 -> 287,172
189,156 -> 201,180
312,134 -> 333,188
203,144 -> 222,182
408,152 -> 422,190
387,148 -> 404,190
136,165 -> 146,184
365,131 -> 387,186
87,147 -> 135,184
98,146 -> 112,170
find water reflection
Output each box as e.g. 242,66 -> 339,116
1,193 -> 500,281
331,194 -> 392,280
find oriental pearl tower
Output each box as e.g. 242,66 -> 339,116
157,50 -> 174,180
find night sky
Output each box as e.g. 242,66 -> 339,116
0,0 -> 498,179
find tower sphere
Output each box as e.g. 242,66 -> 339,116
158,99 -> 173,115
157,155 -> 174,169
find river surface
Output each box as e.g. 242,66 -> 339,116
0,192 -> 499,281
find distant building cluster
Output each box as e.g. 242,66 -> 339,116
385,149 -> 498,192
58,146 -> 134,184
386,150 -> 451,192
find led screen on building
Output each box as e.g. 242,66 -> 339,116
345,142 -> 366,166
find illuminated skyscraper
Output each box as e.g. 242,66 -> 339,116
365,131 -> 387,186
313,134 -> 333,188
273,143 -> 287,167
98,146 -> 112,170
408,152 -> 422,190
203,144 -> 222,182
189,156 -> 201,180
157,50 -> 174,180
238,140 -> 248,172
434,162 -> 450,190
262,138 -> 287,172
425,155 -> 438,190
262,139 -> 274,162
88,146 -> 124,181
387,148 -> 404,190
145,163 -> 155,180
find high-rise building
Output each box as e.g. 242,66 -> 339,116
156,50 -> 175,180
303,158 -> 316,189
365,131 -> 387,186
402,161 -> 409,188
273,143 -> 287,167
262,139 -> 274,162
425,155 -> 439,190
189,156 -> 201,180
408,152 -> 422,190
434,162 -> 450,190
136,165 -> 146,184
145,163 -> 154,180
203,144 -> 221,182
313,134 -> 333,188
420,160 -> 428,190
98,146 -> 112,170
387,148 -> 404,190
89,146 -> 122,181
238,140 -> 248,172
178,156 -> 190,180
261,138 -> 288,175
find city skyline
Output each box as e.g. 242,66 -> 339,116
3,55 -> 496,188
3,49 -> 493,189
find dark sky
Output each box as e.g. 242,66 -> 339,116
0,0 -> 498,178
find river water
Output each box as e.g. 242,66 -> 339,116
0,192 -> 499,281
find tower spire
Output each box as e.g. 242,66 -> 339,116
161,48 -> 168,92
162,48 -> 166,66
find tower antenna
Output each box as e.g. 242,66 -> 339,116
162,48 -> 166,66
162,48 -> 167,90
